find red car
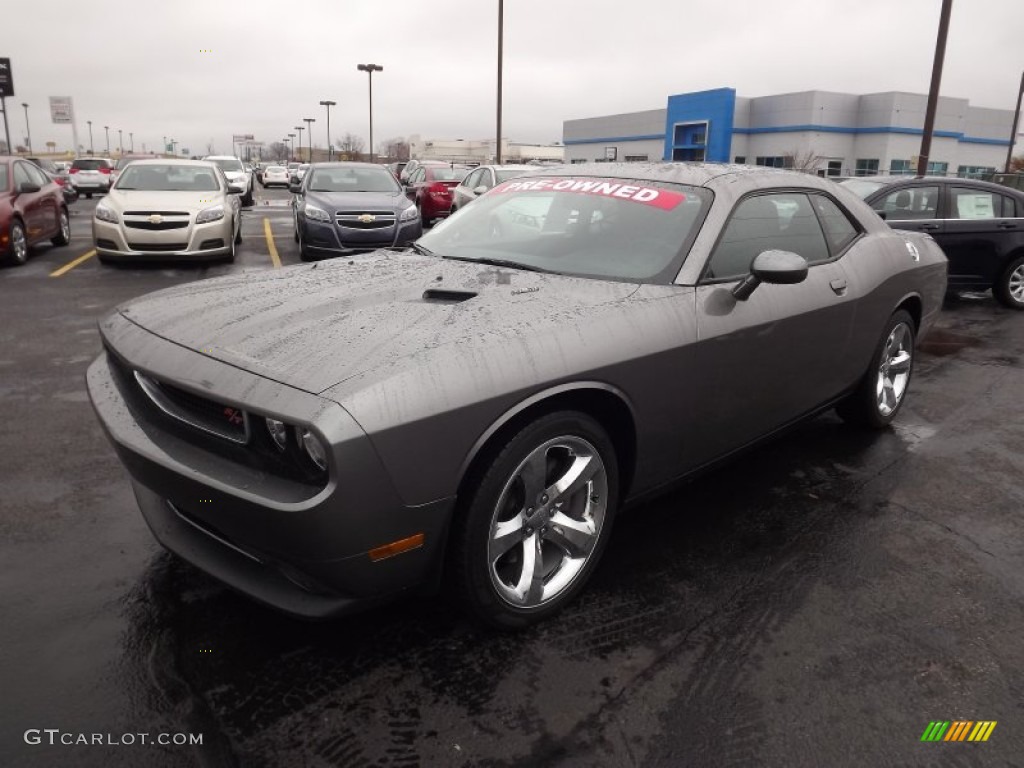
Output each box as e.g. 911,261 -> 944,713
404,164 -> 470,226
1,156 -> 71,266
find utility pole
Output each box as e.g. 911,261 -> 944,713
21,102 -> 30,153
319,100 -> 336,160
1005,71 -> 1024,173
916,0 -> 953,177
496,0 -> 504,164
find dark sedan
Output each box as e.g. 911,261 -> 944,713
87,164 -> 945,628
842,176 -> 1024,308
1,156 -> 71,265
291,162 -> 422,260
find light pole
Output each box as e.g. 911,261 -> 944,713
916,0 -> 953,177
288,133 -> 296,161
496,0 -> 504,164
87,121 -> 94,154
303,117 -> 315,161
357,63 -> 383,162
20,103 -> 31,153
104,125 -> 110,154
118,129 -> 123,156
1005,71 -> 1024,173
162,135 -> 167,156
294,126 -> 304,162
129,132 -> 134,153
319,100 -> 336,160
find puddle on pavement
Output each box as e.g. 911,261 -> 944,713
892,423 -> 938,452
919,328 -> 979,356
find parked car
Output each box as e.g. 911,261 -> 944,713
399,158 -> 448,185
204,155 -> 254,206
262,165 -> 290,188
91,159 -> 242,264
86,163 -> 945,628
842,176 -> 1024,308
295,164 -> 311,182
386,161 -> 408,180
1,156 -> 71,265
69,157 -> 114,198
44,169 -> 79,206
405,164 -> 471,226
450,164 -> 535,213
291,162 -> 422,260
287,162 -> 301,179
26,157 -> 59,174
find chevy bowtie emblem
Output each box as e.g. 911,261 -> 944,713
358,214 -> 376,223
148,215 -> 163,224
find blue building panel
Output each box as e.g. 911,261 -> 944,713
664,88 -> 736,162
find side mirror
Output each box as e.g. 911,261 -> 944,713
732,250 -> 808,301
289,184 -> 302,194
473,185 -> 488,196
875,210 -> 887,220
18,182 -> 42,195
290,175 -> 300,184
227,184 -> 244,194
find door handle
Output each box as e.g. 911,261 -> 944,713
919,223 -> 941,231
830,278 -> 848,295
997,222 -> 1018,229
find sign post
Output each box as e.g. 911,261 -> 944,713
0,58 -> 14,154
49,96 -> 80,157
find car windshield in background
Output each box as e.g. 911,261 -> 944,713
210,158 -> 244,172
115,165 -> 220,191
308,167 -> 399,193
418,177 -> 710,282
0,166 -> 7,189
495,169 -> 531,183
266,166 -> 285,173
431,168 -> 470,182
840,179 -> 886,198
72,159 -> 108,170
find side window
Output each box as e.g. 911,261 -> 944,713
463,169 -> 483,189
949,187 -> 1000,220
1003,195 -> 1017,218
706,193 -> 829,281
877,186 -> 938,220
24,163 -> 50,186
13,162 -> 33,188
483,169 -> 496,189
810,195 -> 860,255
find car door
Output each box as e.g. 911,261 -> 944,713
940,185 -> 1024,287
456,168 -> 483,208
691,191 -> 857,460
12,161 -> 47,242
869,183 -> 943,238
23,162 -> 59,239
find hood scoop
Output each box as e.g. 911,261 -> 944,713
421,288 -> 478,303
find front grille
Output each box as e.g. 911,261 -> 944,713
336,210 -> 396,230
123,210 -> 190,216
125,220 -> 189,230
134,371 -> 249,444
126,242 -> 189,252
96,238 -> 118,250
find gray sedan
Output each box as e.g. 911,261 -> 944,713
87,163 -> 946,628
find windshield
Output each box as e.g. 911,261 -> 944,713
115,165 -> 221,191
839,179 -> 886,199
429,168 -> 470,182
72,159 -> 109,170
418,177 -> 710,282
308,167 -> 400,193
209,158 -> 244,172
266,166 -> 285,173
0,166 -> 7,190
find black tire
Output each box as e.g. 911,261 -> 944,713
992,255 -> 1024,310
451,410 -> 619,629
51,208 -> 71,246
242,189 -> 254,207
85,193 -> 93,199
7,219 -> 29,265
234,219 -> 242,244
837,309 -> 916,429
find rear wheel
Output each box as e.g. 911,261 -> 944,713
234,218 -> 242,244
993,255 -> 1024,310
451,411 -> 619,629
837,309 -> 915,428
51,208 -> 71,246
85,193 -> 93,199
7,220 -> 29,265
242,188 -> 254,207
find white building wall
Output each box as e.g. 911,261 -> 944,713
564,108 -> 666,163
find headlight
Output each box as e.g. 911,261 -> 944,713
304,204 -> 330,222
265,418 -> 288,451
399,205 -> 419,221
196,205 -> 225,224
94,205 -> 118,223
300,428 -> 328,471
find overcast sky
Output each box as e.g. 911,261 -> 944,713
4,0 -> 1023,156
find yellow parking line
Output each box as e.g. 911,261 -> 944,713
50,249 -> 96,277
263,218 -> 282,269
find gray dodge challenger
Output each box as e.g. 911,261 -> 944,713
87,163 -> 947,628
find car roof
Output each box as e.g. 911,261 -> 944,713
120,158 -> 218,167
307,161 -> 393,170
525,161 -> 847,190
847,175 -> 1024,197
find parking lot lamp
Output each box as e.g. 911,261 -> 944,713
20,103 -> 31,153
288,133 -> 295,161
496,0 -> 503,164
118,129 -> 123,157
356,64 -> 383,162
104,125 -> 109,154
319,100 -> 336,160
129,132 -> 134,153
303,117 -> 315,161
294,126 -> 304,162
87,121 -> 94,154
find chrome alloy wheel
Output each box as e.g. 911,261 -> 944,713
11,222 -> 28,264
488,436 -> 608,608
1009,263 -> 1024,304
59,211 -> 70,242
876,322 -> 912,417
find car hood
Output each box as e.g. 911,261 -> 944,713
304,190 -> 410,211
116,252 -> 638,394
102,189 -> 225,212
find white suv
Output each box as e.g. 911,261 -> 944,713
70,157 -> 115,198
203,156 -> 254,206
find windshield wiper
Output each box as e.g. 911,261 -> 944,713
407,242 -> 435,257
441,255 -> 554,274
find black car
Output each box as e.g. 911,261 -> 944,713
842,176 -> 1024,309
291,162 -> 423,261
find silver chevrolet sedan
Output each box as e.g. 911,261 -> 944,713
92,159 -> 243,264
87,163 -> 947,628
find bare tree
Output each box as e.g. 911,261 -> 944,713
206,139 -> 217,155
1010,156 -> 1024,173
782,147 -> 827,174
336,133 -> 365,160
268,142 -> 288,162
378,136 -> 410,161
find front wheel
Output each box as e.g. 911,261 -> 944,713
837,309 -> 915,429
451,411 -> 619,629
52,209 -> 71,246
993,255 -> 1024,310
7,220 -> 29,265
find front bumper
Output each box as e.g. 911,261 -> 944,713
93,216 -> 233,261
299,215 -> 422,256
86,315 -> 453,617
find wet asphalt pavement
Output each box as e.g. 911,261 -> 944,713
2,191 -> 1024,767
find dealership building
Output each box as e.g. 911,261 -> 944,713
563,87 -> 1014,177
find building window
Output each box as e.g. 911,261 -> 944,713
826,160 -> 843,177
855,159 -> 879,176
570,158 -> 587,164
692,131 -> 706,146
755,156 -> 788,168
926,161 -> 948,175
624,154 -> 649,162
957,165 -> 996,179
734,156 -> 746,164
890,159 -> 913,175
